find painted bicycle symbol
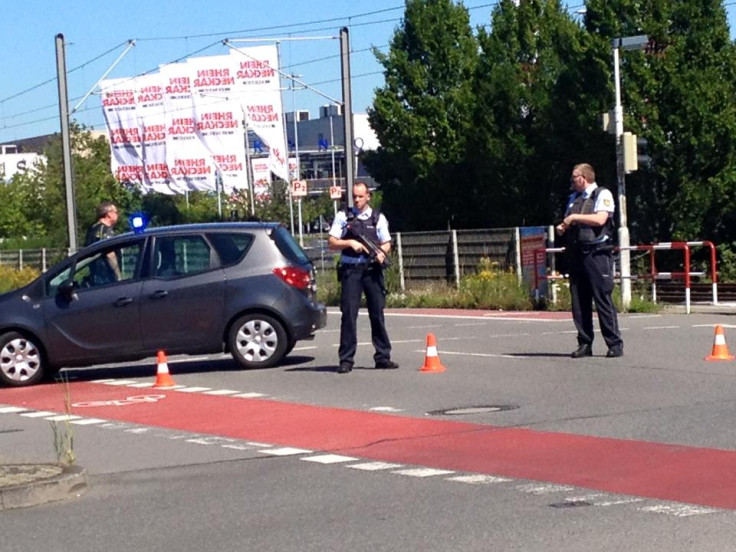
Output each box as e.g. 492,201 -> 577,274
72,394 -> 167,408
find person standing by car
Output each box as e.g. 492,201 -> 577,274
556,163 -> 624,358
328,182 -> 398,374
85,201 -> 122,282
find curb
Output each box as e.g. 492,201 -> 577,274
0,464 -> 88,510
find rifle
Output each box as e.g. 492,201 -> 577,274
346,212 -> 392,268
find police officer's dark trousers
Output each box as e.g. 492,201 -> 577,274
338,264 -> 391,367
569,246 -> 622,349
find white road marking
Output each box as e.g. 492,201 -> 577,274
517,483 -> 575,495
447,474 -> 512,484
127,382 -> 155,388
417,350 -> 523,359
233,392 -> 267,399
175,387 -> 212,393
639,504 -> 720,516
222,443 -> 256,451
0,406 -> 28,413
643,326 -> 680,330
203,389 -> 241,396
293,346 -> 319,351
348,462 -> 403,471
260,447 -> 312,456
302,454 -> 358,464
369,406 -> 404,412
69,418 -> 106,425
392,468 -> 455,477
187,436 -> 236,446
44,414 -> 82,422
103,380 -> 141,386
20,411 -> 55,418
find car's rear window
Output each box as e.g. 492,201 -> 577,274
271,226 -> 310,265
207,232 -> 254,266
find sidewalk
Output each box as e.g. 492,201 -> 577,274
0,463 -> 87,510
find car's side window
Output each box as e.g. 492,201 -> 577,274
153,235 -> 213,279
46,242 -> 143,294
74,242 -> 143,289
207,232 -> 254,266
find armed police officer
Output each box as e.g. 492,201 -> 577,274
328,181 -> 398,374
556,163 -> 624,358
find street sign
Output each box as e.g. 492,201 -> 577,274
291,179 -> 308,197
329,186 -> 342,200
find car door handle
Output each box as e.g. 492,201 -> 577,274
150,290 -> 168,299
114,297 -> 134,307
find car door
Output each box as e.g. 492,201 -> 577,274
139,233 -> 225,352
43,239 -> 145,365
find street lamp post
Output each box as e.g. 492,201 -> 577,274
611,34 -> 648,310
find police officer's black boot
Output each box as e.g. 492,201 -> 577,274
571,344 -> 593,358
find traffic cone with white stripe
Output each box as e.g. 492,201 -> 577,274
153,350 -> 177,388
705,325 -> 735,361
419,333 -> 446,373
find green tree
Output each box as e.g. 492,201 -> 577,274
585,0 -> 736,246
469,0 -> 612,229
33,125 -> 139,247
367,0 -> 478,230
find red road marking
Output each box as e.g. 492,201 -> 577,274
2,381 -> 735,510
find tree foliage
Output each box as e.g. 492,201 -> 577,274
367,0 -> 478,229
368,0 -> 736,259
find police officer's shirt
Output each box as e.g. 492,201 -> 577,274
329,207 -> 391,264
85,221 -> 115,247
564,183 -> 615,218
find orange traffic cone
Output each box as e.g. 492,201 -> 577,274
419,333 -> 446,373
705,325 -> 735,361
153,350 -> 177,388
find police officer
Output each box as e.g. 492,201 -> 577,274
85,201 -> 122,282
556,163 -> 624,358
328,181 -> 398,374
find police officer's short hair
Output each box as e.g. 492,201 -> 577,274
96,201 -> 116,219
574,163 -> 596,183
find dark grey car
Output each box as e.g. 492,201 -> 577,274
0,222 -> 327,387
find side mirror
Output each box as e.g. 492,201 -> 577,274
57,279 -> 77,301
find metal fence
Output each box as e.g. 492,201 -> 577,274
305,227 -> 529,289
0,248 -> 68,273
1,227 -> 531,290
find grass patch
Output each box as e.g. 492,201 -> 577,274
0,266 -> 40,294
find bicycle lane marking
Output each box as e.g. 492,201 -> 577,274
2,380 -> 736,511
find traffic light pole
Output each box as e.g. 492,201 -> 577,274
613,44 -> 632,310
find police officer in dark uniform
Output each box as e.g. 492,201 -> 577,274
85,201 -> 122,283
556,163 -> 624,358
328,181 -> 398,374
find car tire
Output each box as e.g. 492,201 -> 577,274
284,338 -> 296,357
229,313 -> 287,369
0,331 -> 45,387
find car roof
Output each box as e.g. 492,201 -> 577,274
109,221 -> 283,240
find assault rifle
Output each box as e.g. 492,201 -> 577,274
346,212 -> 392,268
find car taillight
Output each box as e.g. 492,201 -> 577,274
273,266 -> 311,290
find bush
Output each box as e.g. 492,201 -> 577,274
0,266 -> 41,294
456,258 -> 533,310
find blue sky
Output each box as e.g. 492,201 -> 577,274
1,1 -> 734,144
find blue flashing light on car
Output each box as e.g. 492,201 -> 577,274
129,212 -> 149,233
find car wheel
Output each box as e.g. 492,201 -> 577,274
284,338 -> 296,357
0,332 -> 45,387
229,314 -> 287,369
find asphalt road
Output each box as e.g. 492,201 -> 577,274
2,307 -> 736,551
